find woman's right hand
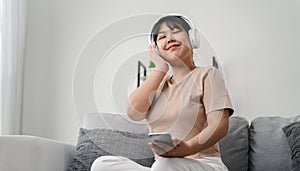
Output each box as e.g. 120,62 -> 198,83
148,44 -> 169,73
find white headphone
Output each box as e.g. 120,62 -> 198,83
149,14 -> 200,49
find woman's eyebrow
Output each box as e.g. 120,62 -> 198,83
158,29 -> 179,34
157,30 -> 167,34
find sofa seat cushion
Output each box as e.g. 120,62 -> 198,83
249,116 -> 300,171
219,116 -> 249,171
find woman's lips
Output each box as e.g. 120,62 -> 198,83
167,44 -> 180,50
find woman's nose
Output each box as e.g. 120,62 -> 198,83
166,35 -> 176,44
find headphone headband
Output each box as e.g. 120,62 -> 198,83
173,14 -> 195,29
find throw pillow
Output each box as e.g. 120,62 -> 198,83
282,121 -> 300,171
67,128 -> 155,171
219,117 -> 249,171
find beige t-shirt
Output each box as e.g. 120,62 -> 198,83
146,67 -> 234,158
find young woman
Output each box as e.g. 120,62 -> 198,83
91,14 -> 234,171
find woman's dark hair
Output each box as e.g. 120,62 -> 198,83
150,15 -> 191,45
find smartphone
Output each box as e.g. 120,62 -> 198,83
148,132 -> 174,147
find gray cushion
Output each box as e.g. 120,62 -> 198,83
67,128 -> 154,171
282,121 -> 300,171
249,116 -> 300,171
220,116 -> 249,171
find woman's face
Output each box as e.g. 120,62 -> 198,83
155,23 -> 192,62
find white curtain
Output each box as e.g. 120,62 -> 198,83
0,0 -> 27,135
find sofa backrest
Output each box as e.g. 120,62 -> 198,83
82,112 -> 149,134
248,116 -> 300,171
220,115 -> 300,171
219,117 -> 249,171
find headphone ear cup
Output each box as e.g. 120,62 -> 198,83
188,28 -> 200,49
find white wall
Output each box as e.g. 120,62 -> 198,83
23,0 -> 300,144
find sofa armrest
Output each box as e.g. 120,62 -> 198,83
0,135 -> 75,171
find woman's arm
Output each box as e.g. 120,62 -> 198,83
185,109 -> 230,155
150,109 -> 230,157
127,45 -> 169,121
127,70 -> 166,121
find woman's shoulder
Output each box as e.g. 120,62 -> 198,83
191,67 -> 224,83
195,66 -> 217,71
194,66 -> 219,75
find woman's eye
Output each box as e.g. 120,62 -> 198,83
158,35 -> 166,40
173,29 -> 181,34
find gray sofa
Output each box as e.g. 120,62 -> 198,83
0,113 -> 298,171
219,115 -> 299,171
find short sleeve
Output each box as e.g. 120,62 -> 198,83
202,68 -> 234,116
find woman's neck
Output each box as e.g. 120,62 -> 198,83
170,62 -> 196,83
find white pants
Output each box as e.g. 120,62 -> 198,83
91,156 -> 229,171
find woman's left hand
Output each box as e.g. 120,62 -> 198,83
148,138 -> 193,158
